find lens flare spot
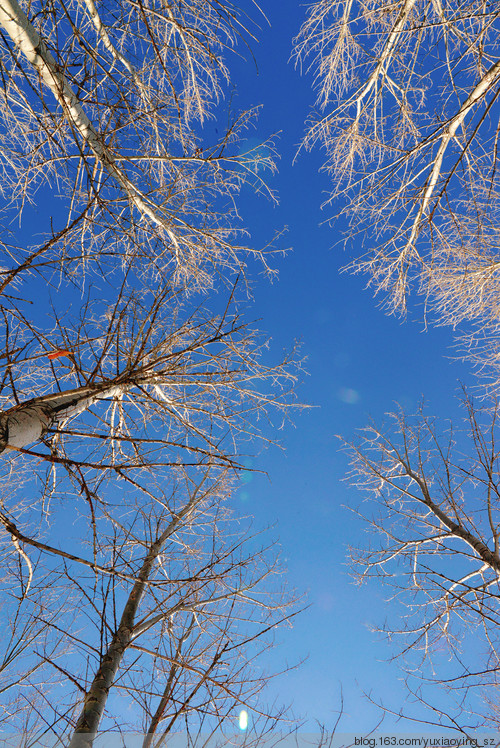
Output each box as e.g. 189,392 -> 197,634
338,387 -> 359,404
238,709 -> 248,731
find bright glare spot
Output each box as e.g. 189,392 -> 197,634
338,387 -> 359,405
238,709 -> 248,731
241,470 -> 253,484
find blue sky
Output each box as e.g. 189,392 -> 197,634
223,0 -> 480,734
2,0 -> 486,738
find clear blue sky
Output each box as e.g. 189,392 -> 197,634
8,0 -> 482,738
224,0 -> 478,734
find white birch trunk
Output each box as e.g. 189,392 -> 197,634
0,384 -> 123,454
0,0 -> 180,250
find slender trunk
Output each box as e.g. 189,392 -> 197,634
142,617 -> 195,748
68,559 -> 153,748
69,491 -> 202,747
407,57 -> 500,249
405,462 -> 500,573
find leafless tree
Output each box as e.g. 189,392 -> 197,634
343,392 -> 500,728
0,223 -> 299,745
1,463 -> 296,746
0,0 -> 301,744
295,0 -> 500,374
0,279 -> 297,466
0,267 -> 299,744
0,0 -> 279,295
294,1 -> 500,727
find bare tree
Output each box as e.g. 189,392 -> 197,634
0,253 -> 299,745
343,392 -> 500,728
0,272 -> 300,743
0,0 -> 278,295
294,1 -> 500,373
1,463 -> 296,746
294,1 -> 500,727
0,0 -> 301,744
0,281 -> 297,466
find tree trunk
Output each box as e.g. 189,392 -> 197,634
0,384 -> 123,455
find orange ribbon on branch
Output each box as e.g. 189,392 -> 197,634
47,350 -> 72,360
